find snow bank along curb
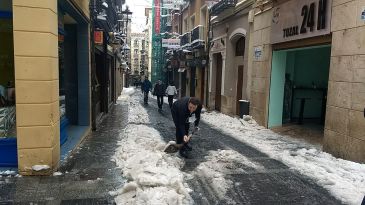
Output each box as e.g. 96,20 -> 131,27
202,111 -> 365,205
111,88 -> 193,204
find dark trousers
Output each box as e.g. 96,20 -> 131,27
168,95 -> 174,108
171,109 -> 189,144
144,92 -> 149,104
157,95 -> 164,109
171,110 -> 191,152
175,123 -> 189,144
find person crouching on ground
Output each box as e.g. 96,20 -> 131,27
153,80 -> 165,110
165,81 -> 177,109
171,97 -> 202,158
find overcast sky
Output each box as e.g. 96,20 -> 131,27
125,0 -> 152,33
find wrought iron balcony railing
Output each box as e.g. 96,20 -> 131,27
191,25 -> 205,49
180,32 -> 191,48
210,0 -> 237,16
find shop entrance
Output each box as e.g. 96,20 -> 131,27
58,0 -> 90,158
0,0 -> 17,167
268,45 -> 331,144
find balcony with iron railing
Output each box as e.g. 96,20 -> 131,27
180,32 -> 191,49
191,25 -> 205,49
210,0 -> 238,16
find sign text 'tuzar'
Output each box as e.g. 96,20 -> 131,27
271,0 -> 332,44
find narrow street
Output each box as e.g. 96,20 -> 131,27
128,91 -> 343,205
1,89 -> 364,204
2,0 -> 365,204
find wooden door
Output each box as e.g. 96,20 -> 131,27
236,65 -> 244,115
215,53 -> 222,111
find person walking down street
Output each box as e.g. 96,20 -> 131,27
171,97 -> 202,158
153,80 -> 165,110
141,77 -> 152,104
165,81 -> 177,109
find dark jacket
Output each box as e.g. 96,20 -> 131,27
141,80 -> 152,92
171,97 -> 202,137
153,83 -> 165,96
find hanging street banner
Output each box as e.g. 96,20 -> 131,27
271,0 -> 332,44
162,38 -> 181,49
154,0 -> 161,34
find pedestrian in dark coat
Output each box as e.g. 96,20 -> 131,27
153,80 -> 165,110
141,78 -> 152,104
171,97 -> 202,158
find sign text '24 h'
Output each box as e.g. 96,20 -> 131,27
283,0 -> 327,38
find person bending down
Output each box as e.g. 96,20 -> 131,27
171,97 -> 202,158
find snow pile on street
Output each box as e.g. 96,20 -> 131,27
112,90 -> 193,205
32,165 -> 50,171
53,172 -> 63,176
202,111 -> 365,205
118,87 -> 136,101
122,87 -> 135,96
0,170 -> 16,175
128,95 -> 151,124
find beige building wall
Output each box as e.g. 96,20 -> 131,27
248,2 -> 273,126
247,0 -> 365,162
323,0 -> 365,163
208,1 -> 253,115
72,0 -> 90,19
13,0 -> 60,175
183,0 -> 208,100
131,33 -> 145,75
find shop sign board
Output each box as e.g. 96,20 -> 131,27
271,0 -> 332,44
162,0 -> 184,10
162,39 -> 181,48
94,31 -> 103,44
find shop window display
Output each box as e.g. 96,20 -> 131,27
0,1 -> 16,138
58,12 -> 69,145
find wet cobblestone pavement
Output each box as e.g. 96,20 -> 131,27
0,93 -> 344,204
0,104 -> 128,204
